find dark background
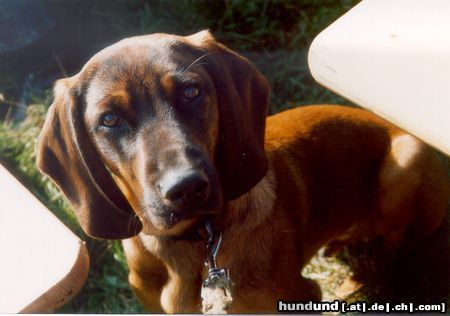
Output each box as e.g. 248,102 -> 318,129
0,0 -> 356,120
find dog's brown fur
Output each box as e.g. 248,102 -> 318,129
37,31 -> 450,313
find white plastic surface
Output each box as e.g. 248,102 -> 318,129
0,164 -> 86,312
308,0 -> 450,155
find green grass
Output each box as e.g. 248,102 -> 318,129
5,0 -> 447,313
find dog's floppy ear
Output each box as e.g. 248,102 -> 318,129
37,78 -> 142,239
195,31 -> 269,200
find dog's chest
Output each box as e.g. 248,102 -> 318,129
139,234 -> 205,274
137,234 -> 207,311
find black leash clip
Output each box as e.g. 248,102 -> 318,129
203,221 -> 230,287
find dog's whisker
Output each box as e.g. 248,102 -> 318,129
127,208 -> 146,235
180,53 -> 210,75
185,62 -> 208,72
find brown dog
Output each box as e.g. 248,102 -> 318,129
37,31 -> 449,313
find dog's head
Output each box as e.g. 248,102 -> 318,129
37,31 -> 269,239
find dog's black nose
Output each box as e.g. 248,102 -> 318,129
160,169 -> 209,206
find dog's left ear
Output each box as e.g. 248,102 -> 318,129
37,78 -> 142,239
191,31 -> 269,200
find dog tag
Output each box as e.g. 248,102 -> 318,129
201,268 -> 233,314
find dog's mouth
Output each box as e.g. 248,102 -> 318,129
135,165 -> 223,236
139,198 -> 221,236
158,208 -> 215,229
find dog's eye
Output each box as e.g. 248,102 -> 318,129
183,86 -> 199,100
101,113 -> 121,128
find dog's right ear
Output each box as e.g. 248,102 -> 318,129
37,78 -> 142,239
193,31 -> 269,200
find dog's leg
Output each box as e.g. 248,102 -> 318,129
377,134 -> 449,250
160,270 -> 201,313
227,275 -> 321,313
122,238 -> 168,312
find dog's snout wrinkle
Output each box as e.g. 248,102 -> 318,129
159,169 -> 210,207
